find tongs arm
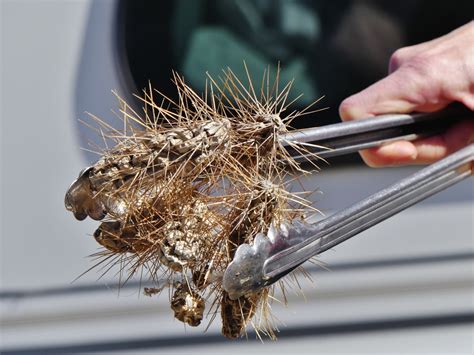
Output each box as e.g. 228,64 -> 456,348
222,144 -> 473,300
264,144 -> 474,282
222,106 -> 473,299
280,104 -> 473,159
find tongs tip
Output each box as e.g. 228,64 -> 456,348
222,220 -> 314,299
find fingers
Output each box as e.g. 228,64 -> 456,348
339,69 -> 416,119
358,142 -> 418,167
338,21 -> 474,167
339,42 -> 469,167
339,22 -> 474,120
357,120 -> 474,167
405,120 -> 473,165
339,64 -> 451,121
338,66 -> 447,167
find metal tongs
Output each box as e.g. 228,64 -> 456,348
222,104 -> 473,300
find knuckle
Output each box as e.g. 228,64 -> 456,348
338,97 -> 358,120
389,48 -> 409,72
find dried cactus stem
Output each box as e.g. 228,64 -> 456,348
221,291 -> 261,339
220,189 -> 276,339
65,67 -> 324,340
171,283 -> 205,327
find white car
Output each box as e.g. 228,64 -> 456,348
1,1 -> 472,353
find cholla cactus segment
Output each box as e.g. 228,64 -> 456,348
171,283 -> 205,327
65,66 -> 324,339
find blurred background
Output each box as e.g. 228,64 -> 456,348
1,0 -> 473,353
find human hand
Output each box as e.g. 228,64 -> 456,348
339,21 -> 474,167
